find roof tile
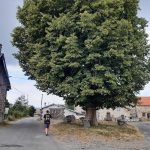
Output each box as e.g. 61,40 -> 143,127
138,97 -> 150,106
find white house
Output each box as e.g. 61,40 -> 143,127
42,104 -> 65,119
41,96 -> 150,122
136,97 -> 150,119
97,107 -> 131,121
75,97 -> 150,121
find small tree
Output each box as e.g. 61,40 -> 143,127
12,0 -> 150,126
28,106 -> 36,117
8,96 -> 29,119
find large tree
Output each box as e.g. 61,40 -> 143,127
12,0 -> 150,126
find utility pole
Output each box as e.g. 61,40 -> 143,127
41,94 -> 43,109
40,94 -> 43,120
26,94 -> 29,106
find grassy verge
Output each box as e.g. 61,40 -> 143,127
50,121 -> 143,143
0,121 -> 9,127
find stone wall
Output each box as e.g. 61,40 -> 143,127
97,108 -> 131,121
42,105 -> 65,119
75,106 -> 132,121
136,106 -> 150,119
0,68 -> 7,123
75,104 -> 150,121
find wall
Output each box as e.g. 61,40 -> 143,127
136,106 -> 150,119
42,105 -> 65,119
75,106 -> 132,121
97,108 -> 131,121
0,64 -> 7,122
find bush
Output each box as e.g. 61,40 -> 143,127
8,115 -> 15,121
7,96 -> 30,121
28,106 -> 36,117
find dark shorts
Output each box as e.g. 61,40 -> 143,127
44,123 -> 50,128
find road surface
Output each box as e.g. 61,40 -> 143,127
1,118 -> 150,150
132,121 -> 150,140
0,117 -> 67,150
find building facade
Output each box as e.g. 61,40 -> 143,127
75,106 -> 131,121
42,104 -> 65,119
41,97 -> 150,121
97,107 -> 131,121
75,97 -> 150,121
0,51 -> 11,122
136,97 -> 150,119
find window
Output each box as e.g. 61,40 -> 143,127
147,113 -> 150,119
142,112 -> 145,117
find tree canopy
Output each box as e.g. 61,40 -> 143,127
12,0 -> 150,111
28,106 -> 36,117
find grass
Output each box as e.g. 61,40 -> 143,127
49,121 -> 143,143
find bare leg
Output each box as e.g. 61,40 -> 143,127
45,128 -> 48,135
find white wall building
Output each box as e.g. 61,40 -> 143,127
42,104 -> 65,119
75,106 -> 133,121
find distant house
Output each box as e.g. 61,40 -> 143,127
75,97 -> 150,121
75,106 -> 131,121
41,97 -> 150,121
0,48 -> 11,122
42,104 -> 65,119
136,97 -> 150,119
97,107 -> 131,121
42,103 -> 85,120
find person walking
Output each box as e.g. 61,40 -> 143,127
43,110 -> 52,136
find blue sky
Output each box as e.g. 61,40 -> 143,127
0,0 -> 150,107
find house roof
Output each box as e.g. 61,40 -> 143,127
42,103 -> 65,109
138,97 -> 150,106
0,53 -> 11,90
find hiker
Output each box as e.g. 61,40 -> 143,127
43,110 -> 52,136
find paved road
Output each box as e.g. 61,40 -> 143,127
1,119 -> 150,150
0,117 -> 67,150
131,121 -> 150,139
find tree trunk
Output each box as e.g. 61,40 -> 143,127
85,107 -> 98,126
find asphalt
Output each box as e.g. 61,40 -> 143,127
0,117 -> 67,150
1,118 -> 150,150
131,121 -> 150,139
